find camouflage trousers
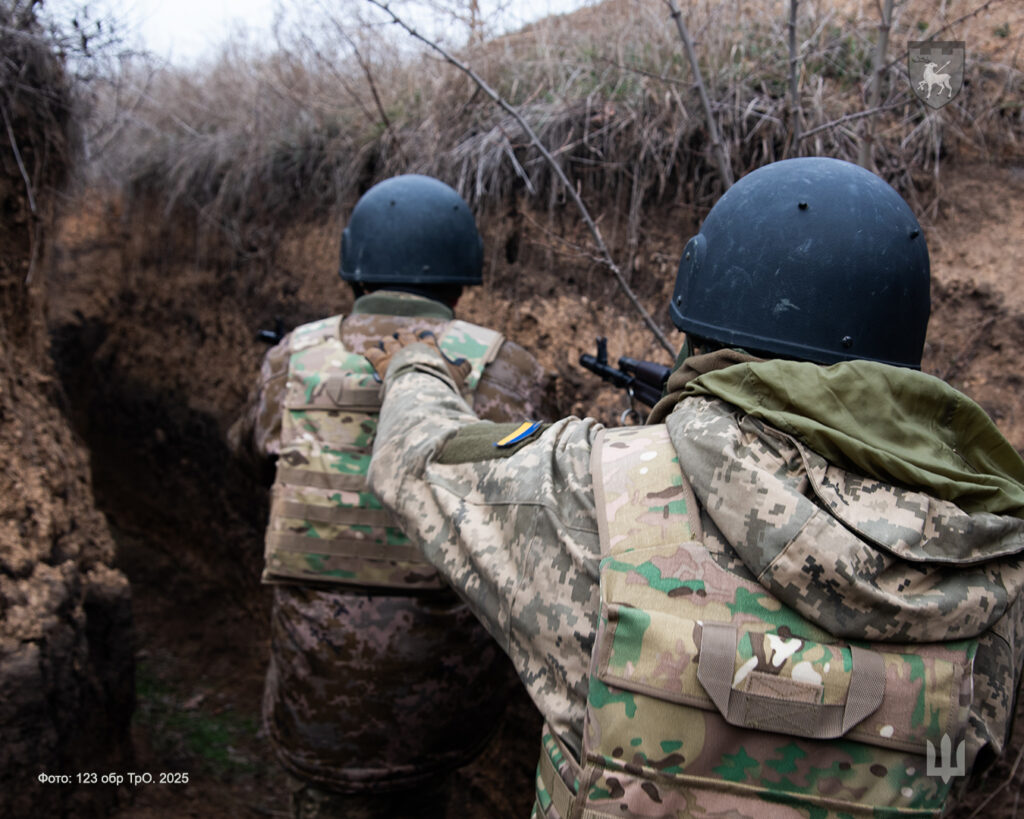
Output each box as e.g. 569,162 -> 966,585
264,583 -> 514,794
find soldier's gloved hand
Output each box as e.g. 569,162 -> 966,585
365,330 -> 472,391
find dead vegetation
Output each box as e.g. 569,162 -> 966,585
86,0 -> 1023,262
1,0 -> 75,286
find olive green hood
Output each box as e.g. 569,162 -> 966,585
673,357 -> 1024,517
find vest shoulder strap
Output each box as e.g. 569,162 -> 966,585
290,314 -> 345,352
592,424 -> 702,557
437,319 -> 505,393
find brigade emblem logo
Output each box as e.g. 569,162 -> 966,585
908,41 -> 965,109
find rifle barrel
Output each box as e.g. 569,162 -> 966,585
619,357 -> 671,387
579,354 -> 632,389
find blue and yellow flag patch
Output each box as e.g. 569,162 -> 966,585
437,420 -> 549,464
494,421 -> 543,448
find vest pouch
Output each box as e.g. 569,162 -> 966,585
263,482 -> 445,590
696,621 -> 884,740
283,372 -> 382,414
582,542 -> 976,818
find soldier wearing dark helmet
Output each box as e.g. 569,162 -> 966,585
365,158 -> 1024,818
230,174 -> 550,818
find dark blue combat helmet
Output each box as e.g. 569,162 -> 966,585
670,157 -> 930,369
339,174 -> 484,285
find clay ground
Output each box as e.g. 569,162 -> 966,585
44,157 -> 1024,818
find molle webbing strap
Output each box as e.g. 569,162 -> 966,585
274,466 -> 367,491
271,498 -> 392,528
538,735 -> 575,819
292,382 -> 382,411
266,531 -> 426,563
697,622 -> 886,739
536,728 -> 620,819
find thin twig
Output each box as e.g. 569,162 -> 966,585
787,0 -> 802,152
2,102 -> 37,216
496,122 -> 536,194
799,99 -> 906,141
335,24 -> 411,167
363,0 -> 676,356
1,101 -> 40,285
593,55 -> 687,89
662,0 -> 734,188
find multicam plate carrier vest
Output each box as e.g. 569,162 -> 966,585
264,314 -> 504,590
536,424 -> 984,819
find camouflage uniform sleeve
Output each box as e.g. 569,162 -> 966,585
227,334 -> 290,463
473,338 -> 554,423
368,343 -> 604,758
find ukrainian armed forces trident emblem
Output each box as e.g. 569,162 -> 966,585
908,41 -> 965,109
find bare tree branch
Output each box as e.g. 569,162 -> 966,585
363,0 -> 677,356
2,104 -> 36,217
799,99 -> 906,141
662,0 -> 734,188
332,21 -> 411,167
858,0 -> 894,169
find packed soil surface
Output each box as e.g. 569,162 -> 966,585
1,140 -> 133,817
40,157 -> 1024,818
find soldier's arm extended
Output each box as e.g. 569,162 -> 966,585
368,342 -> 603,758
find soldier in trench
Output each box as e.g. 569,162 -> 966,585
230,174 -> 550,818
365,158 -> 1024,818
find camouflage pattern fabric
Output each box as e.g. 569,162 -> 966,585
263,312 -> 504,589
369,343 -> 604,759
229,291 -> 550,799
229,295 -> 548,465
368,345 -> 1024,818
266,584 -> 512,794
577,421 -> 1007,818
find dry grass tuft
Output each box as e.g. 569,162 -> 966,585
1,1 -> 77,211
1,0 -> 84,291
89,0 -> 1023,254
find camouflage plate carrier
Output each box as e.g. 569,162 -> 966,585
535,423 -> 1007,818
264,314 -> 504,590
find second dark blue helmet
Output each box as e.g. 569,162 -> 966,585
339,174 -> 483,285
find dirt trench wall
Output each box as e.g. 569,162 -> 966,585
0,19 -> 134,813
0,192 -> 135,819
